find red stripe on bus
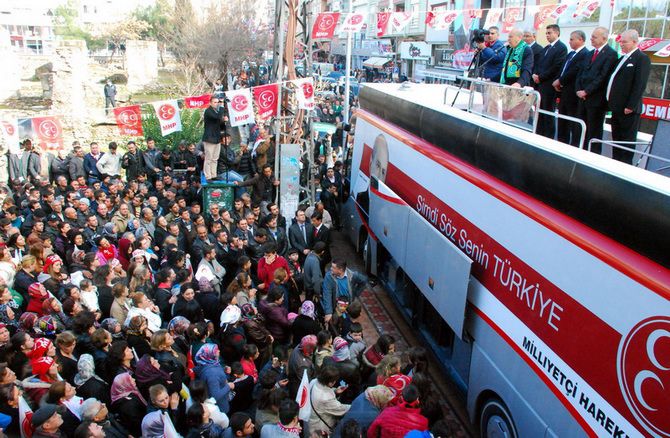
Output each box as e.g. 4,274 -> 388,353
472,305 -> 598,438
370,185 -> 407,205
356,109 -> 670,300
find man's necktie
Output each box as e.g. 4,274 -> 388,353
590,49 -> 599,63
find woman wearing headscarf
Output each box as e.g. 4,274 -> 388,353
239,303 -> 273,367
94,236 -> 118,266
171,283 -> 204,324
18,311 -> 39,334
110,372 -> 146,438
0,284 -> 19,329
288,334 -> 317,397
25,283 -> 49,316
22,356 -> 60,406
167,316 -> 191,357
126,315 -> 153,360
291,300 -> 321,348
332,385 -> 394,436
324,337 -> 360,404
42,297 -> 68,332
74,353 -> 111,405
117,236 -> 133,271
194,343 -> 233,414
219,304 -> 246,364
134,354 -> 180,401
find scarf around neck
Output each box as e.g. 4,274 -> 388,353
501,40 -> 528,81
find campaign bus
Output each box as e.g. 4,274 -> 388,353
341,82 -> 670,437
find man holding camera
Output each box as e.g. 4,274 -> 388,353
476,26 -> 506,81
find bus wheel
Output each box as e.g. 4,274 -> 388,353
479,398 -> 517,438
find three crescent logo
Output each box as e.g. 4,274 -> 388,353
231,95 -> 248,112
258,90 -> 275,109
319,15 -> 334,30
349,14 -> 363,25
118,109 -> 139,127
1,122 -> 14,136
158,104 -> 176,121
38,120 -> 60,140
618,316 -> 670,437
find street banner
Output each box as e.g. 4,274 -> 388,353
312,12 -> 340,40
503,8 -> 523,33
0,120 -> 20,153
551,4 -> 569,19
376,12 -> 391,37
390,12 -> 413,33
184,93 -> 212,109
573,0 -> 601,18
152,100 -> 182,136
226,88 -> 255,127
426,11 -> 459,30
641,97 -> 670,120
483,8 -> 503,29
655,41 -> 670,57
31,116 -> 63,152
113,105 -> 144,136
534,5 -> 556,30
466,9 -> 483,18
341,13 -> 366,33
252,83 -> 279,119
294,78 -> 315,110
295,369 -> 312,421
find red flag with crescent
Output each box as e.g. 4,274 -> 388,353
113,105 -> 144,136
252,83 -> 279,119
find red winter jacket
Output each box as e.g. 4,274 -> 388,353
257,255 -> 290,287
366,402 -> 429,438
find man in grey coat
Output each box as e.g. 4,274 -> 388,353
8,139 -> 41,183
303,242 -> 326,301
68,145 -> 86,181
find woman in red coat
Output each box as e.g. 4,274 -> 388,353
367,384 -> 429,438
26,283 -> 49,316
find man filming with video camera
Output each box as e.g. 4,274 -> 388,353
474,26 -> 506,81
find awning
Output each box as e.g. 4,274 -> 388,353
363,57 -> 392,68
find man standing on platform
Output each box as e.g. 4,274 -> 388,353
477,26 -> 506,82
533,24 -> 567,139
202,96 -> 226,182
575,27 -> 618,152
500,29 -> 533,88
606,29 -> 651,165
553,30 -> 590,146
523,30 -> 544,71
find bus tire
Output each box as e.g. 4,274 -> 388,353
479,397 -> 517,438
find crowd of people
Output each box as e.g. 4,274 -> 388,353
0,83 -> 453,438
475,25 -> 650,164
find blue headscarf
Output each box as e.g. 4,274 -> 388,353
195,343 -> 220,366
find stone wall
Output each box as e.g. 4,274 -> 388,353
0,29 -> 21,102
50,40 -> 90,141
126,40 -> 158,92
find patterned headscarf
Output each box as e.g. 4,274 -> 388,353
111,372 -> 147,405
240,303 -> 255,320
168,316 -> 190,336
101,318 -> 120,334
300,335 -> 318,356
364,385 -> 394,409
74,354 -> 104,386
34,316 -> 58,336
331,337 -> 350,362
195,343 -> 220,366
300,300 -> 316,320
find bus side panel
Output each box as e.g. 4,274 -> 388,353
467,309 -> 586,438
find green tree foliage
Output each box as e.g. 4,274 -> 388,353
140,106 -> 204,150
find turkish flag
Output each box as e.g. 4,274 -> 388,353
312,12 -> 340,40
295,370 -> 312,421
226,88 -> 256,127
252,83 -> 279,119
31,116 -> 63,152
113,105 -> 144,136
376,12 -> 390,37
184,94 -> 212,109
427,11 -> 458,30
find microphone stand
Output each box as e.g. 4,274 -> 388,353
451,43 -> 507,107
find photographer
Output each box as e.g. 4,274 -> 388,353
475,26 -> 506,81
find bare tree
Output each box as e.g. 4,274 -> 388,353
165,0 -> 271,90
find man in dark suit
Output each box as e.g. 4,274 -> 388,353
311,211 -> 331,266
500,29 -> 534,87
523,30 -> 544,74
533,24 -> 567,139
606,29 -> 651,165
553,30 -> 590,146
202,96 -> 226,181
575,27 -> 618,153
288,209 -> 314,263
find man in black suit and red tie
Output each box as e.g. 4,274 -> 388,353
606,29 -> 651,164
576,27 -> 619,153
533,24 -> 567,139
553,30 -> 590,146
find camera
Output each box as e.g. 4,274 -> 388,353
471,28 -> 491,45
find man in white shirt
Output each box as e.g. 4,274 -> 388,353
96,142 -> 122,177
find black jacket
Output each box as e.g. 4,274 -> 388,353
607,49 -> 651,114
121,151 -> 145,181
575,45 -> 618,109
202,106 -> 225,143
534,40 -> 567,92
558,47 -> 591,106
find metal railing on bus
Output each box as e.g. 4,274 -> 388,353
588,139 -> 670,170
535,108 -> 587,149
443,77 -> 542,133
